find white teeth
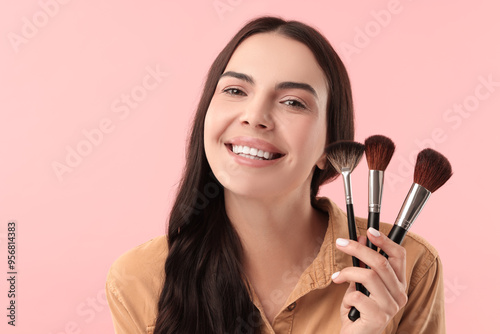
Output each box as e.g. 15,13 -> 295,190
239,153 -> 264,160
231,145 -> 278,160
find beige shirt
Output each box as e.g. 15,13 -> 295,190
105,196 -> 445,333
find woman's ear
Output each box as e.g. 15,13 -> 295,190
316,152 -> 327,170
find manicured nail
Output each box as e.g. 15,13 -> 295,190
331,271 -> 340,280
368,227 -> 381,237
336,238 -> 349,246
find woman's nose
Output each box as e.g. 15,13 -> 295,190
239,94 -> 274,130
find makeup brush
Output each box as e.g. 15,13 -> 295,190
346,135 -> 396,321
380,148 -> 453,257
364,135 -> 396,252
348,147 -> 452,322
325,140 -> 365,319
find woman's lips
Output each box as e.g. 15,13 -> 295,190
225,144 -> 283,160
224,136 -> 285,155
225,144 -> 285,167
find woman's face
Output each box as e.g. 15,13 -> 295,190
204,32 -> 329,200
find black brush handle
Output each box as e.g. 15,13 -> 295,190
346,203 -> 365,322
349,221 -> 406,321
364,212 -> 379,272
379,224 -> 408,258
366,212 -> 380,251
346,203 -> 361,270
348,212 -> 380,321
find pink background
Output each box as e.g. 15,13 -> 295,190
1,0 -> 497,333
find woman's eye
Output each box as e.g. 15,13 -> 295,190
283,99 -> 307,110
222,88 -> 245,96
221,88 -> 307,110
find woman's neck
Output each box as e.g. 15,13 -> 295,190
224,188 -> 329,318
225,190 -> 326,258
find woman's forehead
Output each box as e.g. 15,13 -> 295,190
224,33 -> 328,94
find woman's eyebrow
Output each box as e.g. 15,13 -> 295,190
219,71 -> 318,100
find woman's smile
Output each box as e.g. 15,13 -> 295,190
204,32 -> 329,197
225,142 -> 286,167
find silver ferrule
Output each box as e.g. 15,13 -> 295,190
368,170 -> 384,213
341,168 -> 353,205
394,183 -> 431,231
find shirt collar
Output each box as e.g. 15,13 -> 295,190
317,196 -> 360,273
283,196 -> 359,303
247,196 -> 360,311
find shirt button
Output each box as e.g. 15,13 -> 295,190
287,302 -> 297,311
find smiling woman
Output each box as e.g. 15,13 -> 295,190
105,16 -> 445,334
205,31 -> 329,195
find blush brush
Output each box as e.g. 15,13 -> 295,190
347,135 -> 396,321
380,148 -> 453,255
364,135 -> 396,252
348,147 -> 452,321
325,140 -> 365,320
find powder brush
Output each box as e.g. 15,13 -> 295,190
346,135 -> 396,321
349,147 -> 451,321
364,135 -> 396,252
380,148 -> 453,256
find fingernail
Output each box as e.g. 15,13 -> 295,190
331,271 -> 340,280
336,238 -> 349,246
368,227 -> 380,237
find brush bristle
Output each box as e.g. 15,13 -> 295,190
325,140 -> 365,174
414,148 -> 453,192
364,135 -> 395,171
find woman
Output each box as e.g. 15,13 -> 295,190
106,16 -> 445,334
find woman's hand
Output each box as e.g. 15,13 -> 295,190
331,227 -> 408,334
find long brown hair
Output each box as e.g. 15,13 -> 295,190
154,15 -> 354,333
